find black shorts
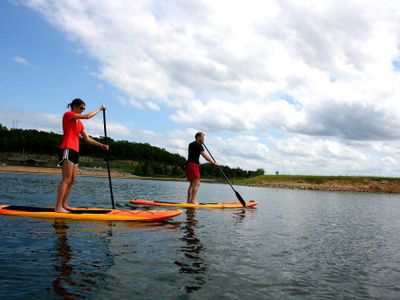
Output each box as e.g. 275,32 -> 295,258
58,149 -> 79,166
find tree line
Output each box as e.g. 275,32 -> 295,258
0,124 -> 264,179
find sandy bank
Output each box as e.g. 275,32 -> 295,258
243,179 -> 400,193
0,165 -> 140,179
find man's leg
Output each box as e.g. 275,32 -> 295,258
187,179 -> 200,204
187,180 -> 195,203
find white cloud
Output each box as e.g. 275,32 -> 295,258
145,101 -> 160,111
22,0 -> 400,140
156,129 -> 400,176
13,56 -> 31,67
0,109 -> 132,139
18,0 -> 400,175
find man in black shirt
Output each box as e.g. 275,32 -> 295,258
187,132 -> 217,203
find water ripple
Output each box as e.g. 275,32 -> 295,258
1,173 -> 400,299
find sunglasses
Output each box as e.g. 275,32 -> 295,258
79,106 -> 85,111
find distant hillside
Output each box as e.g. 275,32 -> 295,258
0,124 -> 264,179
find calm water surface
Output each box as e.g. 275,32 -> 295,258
1,173 -> 400,299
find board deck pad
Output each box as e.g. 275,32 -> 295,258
0,204 -> 182,221
4,205 -> 112,214
129,199 -> 258,209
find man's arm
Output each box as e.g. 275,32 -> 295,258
200,151 -> 217,165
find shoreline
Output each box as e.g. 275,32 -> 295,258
236,175 -> 400,194
244,181 -> 400,193
1,165 -> 399,193
0,165 -> 140,179
0,165 -> 203,182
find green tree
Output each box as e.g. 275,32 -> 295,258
0,124 -> 263,178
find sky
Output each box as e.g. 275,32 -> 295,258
1,0 -> 400,176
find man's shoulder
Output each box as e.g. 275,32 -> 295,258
189,141 -> 204,151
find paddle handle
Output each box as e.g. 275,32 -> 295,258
103,110 -> 115,209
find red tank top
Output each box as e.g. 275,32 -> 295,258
59,111 -> 84,152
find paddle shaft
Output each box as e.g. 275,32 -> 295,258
103,110 -> 115,209
202,143 -> 246,207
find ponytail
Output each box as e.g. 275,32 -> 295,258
67,98 -> 86,109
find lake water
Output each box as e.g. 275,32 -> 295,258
0,172 -> 400,299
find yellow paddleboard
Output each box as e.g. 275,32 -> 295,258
129,199 -> 258,209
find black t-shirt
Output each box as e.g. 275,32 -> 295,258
187,141 -> 204,164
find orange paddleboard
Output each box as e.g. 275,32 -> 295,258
0,205 -> 182,222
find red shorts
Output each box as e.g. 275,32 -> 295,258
186,162 -> 200,181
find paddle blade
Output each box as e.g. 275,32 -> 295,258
235,191 -> 247,207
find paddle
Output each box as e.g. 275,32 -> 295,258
102,109 -> 115,209
202,143 -> 247,207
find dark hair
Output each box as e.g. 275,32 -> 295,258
195,132 -> 204,139
67,98 -> 86,109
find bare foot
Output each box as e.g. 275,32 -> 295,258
63,206 -> 76,211
54,207 -> 70,213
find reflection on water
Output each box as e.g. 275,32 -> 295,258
175,209 -> 207,293
233,209 -> 246,223
51,221 -> 117,299
52,220 -> 78,299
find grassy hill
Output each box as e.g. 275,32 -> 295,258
234,175 -> 400,193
